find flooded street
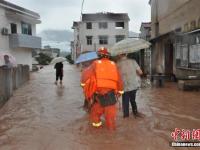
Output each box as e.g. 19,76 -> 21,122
0,63 -> 200,150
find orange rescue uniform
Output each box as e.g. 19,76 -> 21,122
86,58 -> 123,130
81,66 -> 92,98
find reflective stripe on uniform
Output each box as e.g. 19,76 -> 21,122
81,83 -> 86,87
118,91 -> 124,94
92,121 -> 102,127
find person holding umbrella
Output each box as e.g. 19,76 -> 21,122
54,62 -> 63,85
76,51 -> 98,112
109,38 -> 150,118
117,54 -> 143,118
51,57 -> 66,85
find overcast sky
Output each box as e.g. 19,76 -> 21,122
9,0 -> 151,34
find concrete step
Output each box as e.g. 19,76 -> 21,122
178,80 -> 200,91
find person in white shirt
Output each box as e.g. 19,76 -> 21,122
117,54 -> 143,118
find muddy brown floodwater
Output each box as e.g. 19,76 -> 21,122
0,63 -> 200,150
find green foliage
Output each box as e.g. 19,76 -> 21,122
66,54 -> 74,64
35,53 -> 53,65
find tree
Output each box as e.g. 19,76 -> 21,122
35,53 -> 53,65
66,54 -> 74,64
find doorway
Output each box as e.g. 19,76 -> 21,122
10,23 -> 17,34
165,42 -> 174,76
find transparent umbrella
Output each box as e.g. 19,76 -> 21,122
109,38 -> 151,56
50,57 -> 66,64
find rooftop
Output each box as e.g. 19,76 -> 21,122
140,22 -> 151,31
82,12 -> 130,22
0,0 -> 40,19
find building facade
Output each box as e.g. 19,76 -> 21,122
140,22 -> 151,75
72,12 -> 129,61
140,22 -> 151,41
0,0 -> 41,70
149,0 -> 200,79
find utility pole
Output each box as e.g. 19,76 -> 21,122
81,0 -> 85,20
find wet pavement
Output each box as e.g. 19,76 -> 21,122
0,63 -> 200,150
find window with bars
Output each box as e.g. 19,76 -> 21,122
86,22 -> 92,29
176,44 -> 189,68
99,36 -> 108,45
189,44 -> 200,62
86,36 -> 92,45
176,33 -> 200,69
99,22 -> 108,29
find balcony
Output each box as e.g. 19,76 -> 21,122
9,34 -> 41,49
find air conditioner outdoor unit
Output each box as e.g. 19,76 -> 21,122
1,27 -> 9,35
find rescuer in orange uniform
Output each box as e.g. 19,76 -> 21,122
85,47 -> 123,130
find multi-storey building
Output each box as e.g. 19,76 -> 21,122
140,22 -> 151,74
72,12 -> 129,61
0,0 -> 41,70
149,0 -> 200,79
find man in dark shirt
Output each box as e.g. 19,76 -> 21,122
54,62 -> 63,85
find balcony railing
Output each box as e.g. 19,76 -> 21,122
9,34 -> 41,49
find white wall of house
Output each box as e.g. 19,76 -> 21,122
78,20 -> 129,52
72,25 -> 80,60
140,26 -> 151,41
150,0 -> 199,38
0,6 -> 9,51
11,48 -> 32,67
0,5 -> 39,70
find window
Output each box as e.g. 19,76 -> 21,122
184,23 -> 189,32
99,36 -> 108,45
175,27 -> 181,33
190,20 -> 196,31
176,33 -> 200,69
21,22 -> 32,35
198,18 -> 200,28
86,22 -> 92,29
189,44 -> 200,63
10,23 -> 17,34
86,36 -> 92,45
176,44 -> 189,68
99,22 -> 108,29
115,22 -> 124,29
180,45 -> 189,67
115,35 -> 125,42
